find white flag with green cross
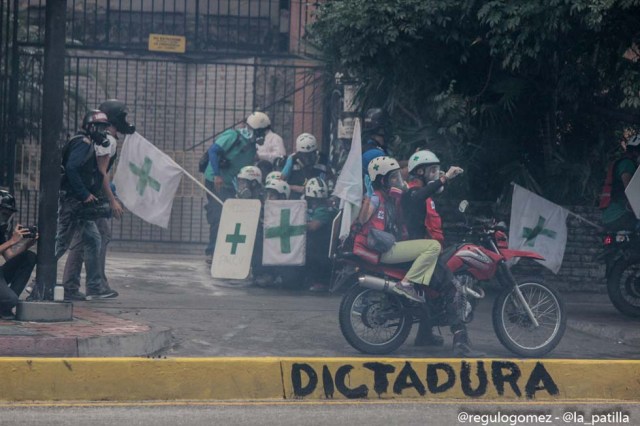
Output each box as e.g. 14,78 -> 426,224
113,132 -> 183,229
508,184 -> 568,274
262,200 -> 307,266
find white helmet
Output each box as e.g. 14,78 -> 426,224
408,150 -> 440,174
237,166 -> 263,184
628,134 -> 640,147
295,133 -> 317,153
246,111 -> 271,130
305,177 -> 329,199
367,156 -> 400,182
265,179 -> 290,199
265,171 -> 282,184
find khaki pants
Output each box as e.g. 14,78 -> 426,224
380,239 -> 441,286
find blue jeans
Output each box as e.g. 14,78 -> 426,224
55,193 -> 102,293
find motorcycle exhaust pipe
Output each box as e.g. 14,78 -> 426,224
358,274 -> 395,293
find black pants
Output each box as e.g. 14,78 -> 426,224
0,251 -> 37,313
204,180 -> 235,256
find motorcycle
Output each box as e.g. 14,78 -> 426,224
598,229 -> 640,317
334,201 -> 567,358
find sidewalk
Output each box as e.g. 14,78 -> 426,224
0,251 -> 638,357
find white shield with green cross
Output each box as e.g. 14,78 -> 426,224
211,199 -> 261,280
262,200 -> 307,266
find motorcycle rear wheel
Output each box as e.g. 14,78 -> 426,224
492,279 -> 566,357
339,284 -> 412,355
607,256 -> 640,318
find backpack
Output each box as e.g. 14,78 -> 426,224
60,134 -> 95,177
198,131 -> 242,173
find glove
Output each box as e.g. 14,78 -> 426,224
445,166 -> 464,180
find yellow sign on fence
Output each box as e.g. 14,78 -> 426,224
148,34 -> 186,53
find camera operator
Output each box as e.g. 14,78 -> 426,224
53,110 -> 111,301
0,190 -> 37,319
61,100 -> 134,300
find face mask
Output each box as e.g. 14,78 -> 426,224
254,129 -> 267,145
388,186 -> 404,200
264,190 -> 283,201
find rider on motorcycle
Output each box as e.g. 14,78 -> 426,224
404,149 -> 464,347
354,156 -> 441,302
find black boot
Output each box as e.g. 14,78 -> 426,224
452,327 -> 485,357
414,319 -> 444,347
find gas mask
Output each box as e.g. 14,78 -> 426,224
264,190 -> 284,201
254,128 -> 267,146
89,125 -> 110,147
239,127 -> 254,142
236,179 -> 259,199
297,151 -> 318,168
0,209 -> 14,228
114,113 -> 136,135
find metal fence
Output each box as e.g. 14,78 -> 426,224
0,0 -> 326,249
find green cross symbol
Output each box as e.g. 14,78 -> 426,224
522,216 -> 557,247
265,208 -> 306,254
225,223 -> 247,255
412,155 -> 419,161
373,164 -> 380,171
129,157 -> 161,196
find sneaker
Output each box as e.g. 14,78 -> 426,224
87,288 -> 118,299
205,255 -> 213,265
0,308 -> 14,320
254,274 -> 274,288
64,290 -> 86,301
392,282 -> 425,303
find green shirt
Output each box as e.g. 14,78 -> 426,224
602,158 -> 637,224
204,129 -> 256,187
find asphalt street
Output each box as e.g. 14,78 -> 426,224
69,252 -> 640,359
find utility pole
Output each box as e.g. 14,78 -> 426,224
36,0 -> 67,299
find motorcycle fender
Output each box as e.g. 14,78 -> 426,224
501,249 -> 545,261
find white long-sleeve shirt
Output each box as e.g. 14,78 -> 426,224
256,130 -> 286,163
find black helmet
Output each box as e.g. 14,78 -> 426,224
0,189 -> 17,212
82,109 -> 110,131
98,99 -> 136,134
363,108 -> 387,134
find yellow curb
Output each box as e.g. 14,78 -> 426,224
0,357 -> 639,402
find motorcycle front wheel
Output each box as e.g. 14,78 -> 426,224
492,279 -> 566,358
339,284 -> 412,355
607,256 -> 640,318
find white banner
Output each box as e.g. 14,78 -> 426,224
113,133 -> 183,228
508,184 -> 568,274
333,118 -> 363,240
625,166 -> 640,219
211,199 -> 261,280
262,200 -> 307,266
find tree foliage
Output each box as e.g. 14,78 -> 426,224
309,0 -> 640,204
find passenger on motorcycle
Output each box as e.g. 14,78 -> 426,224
353,156 -> 441,304
404,149 -> 464,347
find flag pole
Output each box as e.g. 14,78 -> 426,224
180,168 -> 224,206
510,182 -> 603,231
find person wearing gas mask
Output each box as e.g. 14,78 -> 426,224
203,112 -> 270,264
281,133 -> 335,199
235,166 -> 263,200
354,156 -> 441,299
404,149 -> 465,350
304,178 -> 337,292
0,190 -> 37,319
61,100 -> 135,300
53,110 -> 111,301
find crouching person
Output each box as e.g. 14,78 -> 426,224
0,190 -> 37,319
304,178 -> 337,292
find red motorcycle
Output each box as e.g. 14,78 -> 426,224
334,201 -> 566,357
